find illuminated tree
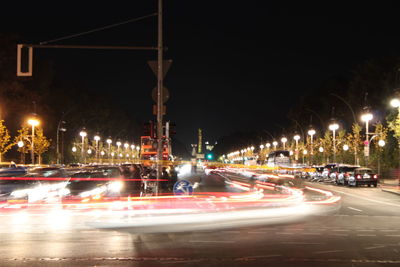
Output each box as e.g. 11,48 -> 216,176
14,127 -> 30,164
346,123 -> 362,165
0,120 -> 13,162
34,127 -> 50,165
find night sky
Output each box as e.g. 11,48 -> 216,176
2,1 -> 400,151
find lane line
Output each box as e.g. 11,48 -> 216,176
314,186 -> 400,208
348,206 -> 363,212
314,250 -> 343,254
275,232 -> 293,235
357,234 -> 376,237
385,235 -> 400,237
190,240 -> 235,243
281,242 -> 324,245
365,245 -> 386,250
248,231 -> 266,234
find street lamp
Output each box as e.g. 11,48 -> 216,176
391,98 -> 400,181
293,135 -> 300,161
303,149 -> 308,164
281,137 -> 287,150
94,135 -> 100,162
106,138 -> 112,161
361,112 -> 373,164
343,144 -> 349,151
27,118 -> 39,165
272,141 -> 278,150
329,123 -> 339,163
79,129 -> 87,164
116,141 -> 122,159
307,129 -> 316,165
72,146 -> 77,152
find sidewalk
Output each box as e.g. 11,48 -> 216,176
380,179 -> 400,195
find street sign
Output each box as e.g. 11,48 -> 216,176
364,145 -> 370,157
151,86 -> 170,103
196,154 -> 205,159
173,180 -> 193,196
148,59 -> 172,78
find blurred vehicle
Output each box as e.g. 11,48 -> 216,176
266,150 -> 291,167
321,163 -> 338,181
331,165 -> 359,185
347,167 -> 378,187
1,167 -> 69,202
65,166 -> 131,200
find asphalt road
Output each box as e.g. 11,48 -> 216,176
0,172 -> 399,266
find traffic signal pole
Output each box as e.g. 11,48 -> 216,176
156,0 -> 164,194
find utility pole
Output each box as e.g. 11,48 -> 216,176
156,0 -> 164,192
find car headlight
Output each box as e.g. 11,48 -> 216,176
108,181 -> 123,192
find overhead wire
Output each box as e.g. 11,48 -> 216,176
39,13 -> 157,45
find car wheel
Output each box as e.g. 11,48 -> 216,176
373,182 -> 377,187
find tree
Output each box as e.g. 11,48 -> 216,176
14,127 -> 30,164
0,120 -> 13,162
346,123 -> 363,165
34,127 -> 50,165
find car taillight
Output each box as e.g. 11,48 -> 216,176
373,174 -> 378,179
345,173 -> 349,177
356,174 -> 362,179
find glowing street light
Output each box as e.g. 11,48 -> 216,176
378,140 -> 385,147
272,141 -> 278,150
329,123 -> 339,163
343,144 -> 349,151
28,118 -> 39,165
106,138 -> 112,160
94,135 -> 101,161
79,129 -> 87,164
17,141 -> 24,148
281,137 -> 287,150
293,135 -> 300,161
266,143 -> 271,149
308,128 -> 316,164
319,146 -> 324,153
361,112 -> 373,164
260,144 -> 264,149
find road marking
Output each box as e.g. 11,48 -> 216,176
248,231 -> 266,234
314,250 -> 343,254
302,233 -> 322,235
317,186 -> 400,208
380,230 -> 398,232
385,235 -> 400,237
222,231 -> 240,234
329,234 -> 349,236
356,230 -> 374,232
357,234 -> 376,237
365,245 -> 386,250
244,254 -> 282,259
189,240 -> 235,243
348,206 -> 363,212
332,229 -> 349,232
275,232 -> 293,235
281,242 -> 324,245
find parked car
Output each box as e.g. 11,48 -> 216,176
347,167 -> 378,187
321,163 -> 337,180
330,165 -> 359,185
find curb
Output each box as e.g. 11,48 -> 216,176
381,188 -> 400,196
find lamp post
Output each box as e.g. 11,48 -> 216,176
116,141 -> 122,162
106,138 -> 112,162
94,135 -> 101,162
111,152 -> 115,164
343,144 -> 349,163
136,146 -> 140,160
329,123 -> 339,163
391,98 -> 400,182
319,146 -> 324,165
17,141 -> 24,164
303,149 -> 308,164
28,118 -> 39,165
307,129 -> 316,164
361,112 -> 373,165
293,135 -> 300,161
378,139 -> 385,176
100,151 -> 105,163
272,141 -> 278,150
79,129 -> 87,164
281,137 -> 287,150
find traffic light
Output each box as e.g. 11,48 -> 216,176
143,121 -> 155,138
206,153 -> 214,160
